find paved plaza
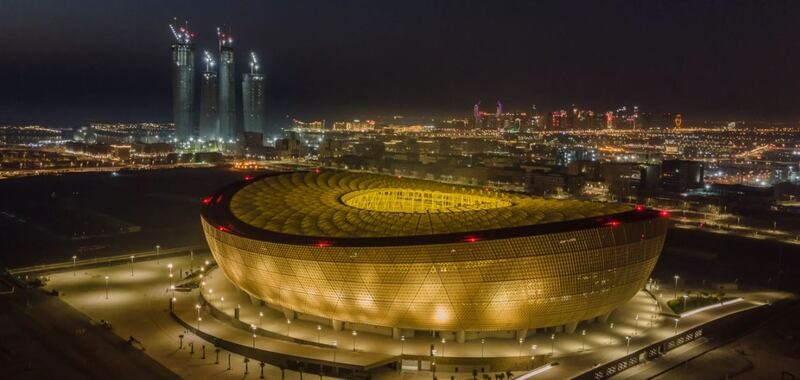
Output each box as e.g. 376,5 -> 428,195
42,253 -> 789,380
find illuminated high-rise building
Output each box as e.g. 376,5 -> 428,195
242,52 -> 266,136
217,27 -> 237,140
169,21 -> 195,140
199,51 -> 219,140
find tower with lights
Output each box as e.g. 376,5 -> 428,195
242,52 -> 266,136
199,51 -> 219,140
169,20 -> 195,140
217,27 -> 237,140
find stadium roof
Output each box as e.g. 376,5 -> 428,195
224,171 -> 631,239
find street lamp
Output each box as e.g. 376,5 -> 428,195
130,255 -> 135,276
286,319 -> 291,336
168,263 -> 173,287
442,338 -> 447,357
332,341 -> 338,364
156,244 -> 160,263
352,330 -> 358,351
550,334 -> 556,356
104,276 -> 109,299
317,324 -> 322,343
259,311 -> 264,328
518,337 -> 523,357
682,294 -> 689,313
581,330 -> 586,351
609,322 -> 615,345
220,296 -> 224,311
251,324 -> 257,348
673,318 -> 679,335
481,338 -> 485,358
673,275 -> 680,300
72,255 -> 77,277
400,335 -> 405,355
195,304 -> 202,330
625,336 -> 631,355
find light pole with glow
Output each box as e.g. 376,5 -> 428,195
195,304 -> 202,330
673,318 -> 679,335
481,338 -> 485,358
673,275 -> 680,300
581,330 -> 586,351
258,311 -> 263,328
400,336 -> 405,355
130,255 -> 135,276
104,276 -> 109,299
72,255 -> 77,277
625,336 -> 631,354
251,324 -> 257,348
352,330 -> 357,351
156,244 -> 160,263
682,294 -> 689,313
609,322 -> 615,344
550,334 -> 556,355
317,325 -> 322,343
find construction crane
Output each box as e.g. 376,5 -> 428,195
217,26 -> 233,49
169,17 -> 194,44
249,52 -> 259,74
203,51 -> 215,72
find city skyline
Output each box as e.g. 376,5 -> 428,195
2,1 -> 800,127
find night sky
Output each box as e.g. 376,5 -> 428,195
2,0 -> 799,129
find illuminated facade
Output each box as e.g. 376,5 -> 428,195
201,171 -> 668,337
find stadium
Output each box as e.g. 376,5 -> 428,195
201,170 -> 668,341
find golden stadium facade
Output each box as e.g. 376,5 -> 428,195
201,171 -> 668,334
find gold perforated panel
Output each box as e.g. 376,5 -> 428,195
202,216 -> 668,332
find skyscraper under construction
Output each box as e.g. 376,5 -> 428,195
199,51 -> 219,139
169,21 -> 195,140
242,52 -> 266,136
217,28 -> 237,140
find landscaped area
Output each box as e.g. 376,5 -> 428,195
667,291 -> 736,314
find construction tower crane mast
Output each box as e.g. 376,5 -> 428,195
169,18 -> 194,44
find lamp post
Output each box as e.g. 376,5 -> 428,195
72,255 -> 77,277
481,338 -> 485,358
104,275 -> 109,299
168,263 -> 173,287
259,311 -> 264,328
251,324 -> 257,348
130,255 -> 135,276
673,318 -> 679,335
317,325 -> 322,343
442,338 -> 447,357
530,344 -> 538,361
581,330 -> 586,351
673,275 -> 680,300
220,296 -> 225,311
196,304 -> 202,330
550,334 -> 556,356
682,294 -> 689,313
400,336 -> 405,355
609,322 -> 614,345
625,336 -> 631,355
518,338 -> 524,357
156,244 -> 160,264
286,319 -> 291,336
332,341 -> 338,364
352,330 -> 357,351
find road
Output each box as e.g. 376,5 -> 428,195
0,280 -> 179,379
